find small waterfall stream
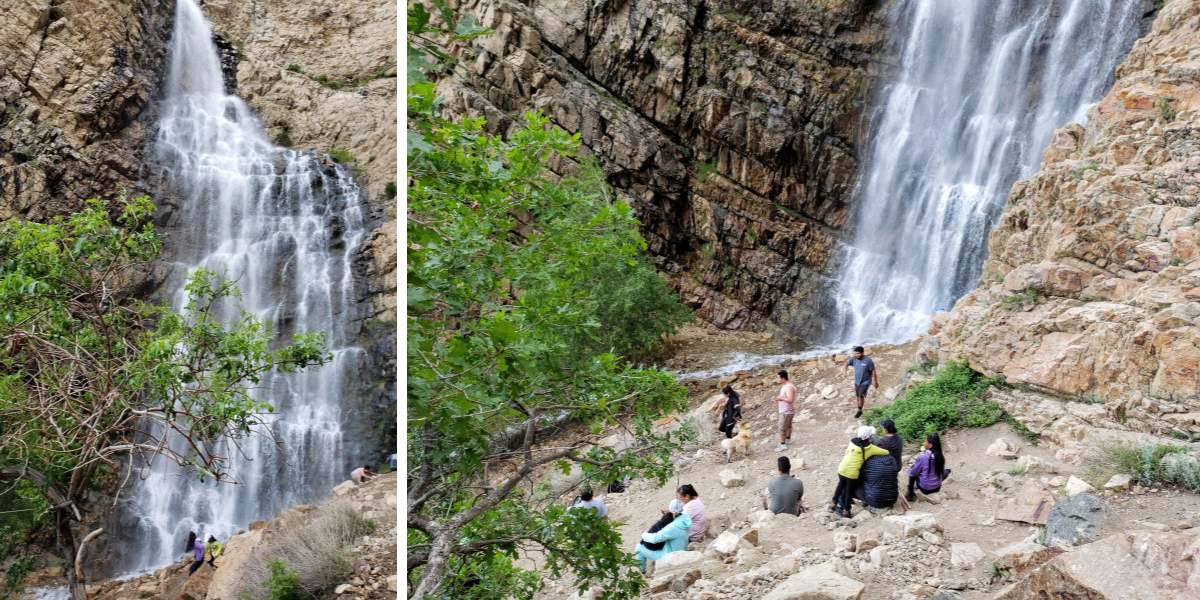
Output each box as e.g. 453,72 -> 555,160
117,0 -> 369,572
831,0 -> 1146,346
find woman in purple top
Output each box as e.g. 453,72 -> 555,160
185,531 -> 205,576
905,433 -> 951,501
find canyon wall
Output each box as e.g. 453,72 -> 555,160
0,0 -> 174,218
929,0 -> 1200,456
437,0 -> 884,338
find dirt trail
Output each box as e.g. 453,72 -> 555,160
537,327 -> 1200,599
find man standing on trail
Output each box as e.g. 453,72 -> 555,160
843,346 -> 878,419
775,370 -> 796,452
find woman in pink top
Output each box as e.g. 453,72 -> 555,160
677,484 -> 706,543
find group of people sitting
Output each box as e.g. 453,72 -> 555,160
569,415 -> 952,571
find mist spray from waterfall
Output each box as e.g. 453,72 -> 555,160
831,0 -> 1144,346
119,0 -> 368,572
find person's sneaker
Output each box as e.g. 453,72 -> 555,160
854,408 -> 863,418
905,492 -> 916,502
774,443 -> 787,452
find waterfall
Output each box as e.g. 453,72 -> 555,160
117,0 -> 368,572
830,0 -> 1145,346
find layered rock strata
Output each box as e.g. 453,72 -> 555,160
0,0 -> 174,219
930,1 -> 1200,452
436,0 -> 883,336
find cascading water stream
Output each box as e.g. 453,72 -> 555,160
116,0 -> 368,572
831,0 -> 1146,346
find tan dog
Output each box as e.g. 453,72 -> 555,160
720,426 -> 753,463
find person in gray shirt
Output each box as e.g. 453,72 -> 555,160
762,456 -> 805,516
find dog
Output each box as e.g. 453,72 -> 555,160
720,426 -> 753,463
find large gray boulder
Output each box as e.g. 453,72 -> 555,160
1045,492 -> 1108,547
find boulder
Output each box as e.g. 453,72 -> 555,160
1064,475 -> 1095,496
987,438 -> 1019,459
833,531 -> 857,552
248,520 -> 269,531
736,548 -> 766,567
950,542 -> 986,569
331,480 -> 356,498
178,565 -> 213,600
869,546 -> 890,567
920,531 -> 942,545
767,554 -> 802,576
720,469 -> 746,488
880,513 -> 942,542
649,568 -> 701,593
996,530 -> 1200,599
856,528 -> 881,553
1045,493 -> 1108,547
712,531 -> 753,556
654,550 -> 704,573
762,564 -> 865,600
1103,473 -> 1133,492
997,480 -> 1055,525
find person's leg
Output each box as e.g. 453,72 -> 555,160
189,560 -> 202,576
841,479 -> 856,517
830,477 -> 846,510
906,476 -> 917,501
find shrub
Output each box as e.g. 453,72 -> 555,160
275,128 -> 292,147
1088,441 -> 1196,491
1157,97 -> 1177,122
236,501 -> 372,599
864,361 -> 1006,441
327,149 -> 355,164
383,181 -> 397,200
286,64 -> 304,73
263,559 -> 310,600
1072,393 -> 1104,404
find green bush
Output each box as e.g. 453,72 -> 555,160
383,181 -> 397,200
327,149 -> 355,164
263,559 -> 311,600
1091,441 -> 1196,491
275,128 -> 292,147
864,361 -> 1006,441
286,64 -> 304,73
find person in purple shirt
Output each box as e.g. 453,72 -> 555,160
906,433 -> 952,501
185,531 -> 205,575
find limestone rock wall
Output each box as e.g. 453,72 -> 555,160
0,0 -> 175,218
436,0 -> 883,337
930,1 -> 1200,452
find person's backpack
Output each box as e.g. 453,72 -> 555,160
641,513 -> 675,551
607,479 -> 625,494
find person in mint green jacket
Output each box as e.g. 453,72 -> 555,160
634,511 -> 692,572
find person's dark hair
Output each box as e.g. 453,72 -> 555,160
364,465 -> 372,471
926,433 -> 945,479
853,346 -> 864,353
208,535 -> 216,543
677,484 -> 698,499
722,385 -> 735,396
881,419 -> 896,434
580,489 -> 594,501
777,370 -> 788,380
777,456 -> 791,474
186,531 -> 196,552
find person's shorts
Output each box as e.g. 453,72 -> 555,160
855,383 -> 871,399
778,412 -> 794,435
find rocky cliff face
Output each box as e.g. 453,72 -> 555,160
929,0 -> 1200,456
437,0 -> 883,337
0,0 -> 174,218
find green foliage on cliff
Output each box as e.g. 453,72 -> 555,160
865,360 -> 1007,441
407,4 -> 695,599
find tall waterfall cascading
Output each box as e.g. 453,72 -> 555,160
830,0 -> 1145,346
119,0 -> 368,572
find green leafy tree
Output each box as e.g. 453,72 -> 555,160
407,4 -> 694,599
0,196 -> 329,600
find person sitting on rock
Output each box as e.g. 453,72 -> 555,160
351,465 -> 376,484
634,504 -> 692,573
763,456 -> 805,515
906,433 -> 952,501
572,488 -> 608,518
828,426 -> 889,518
641,500 -> 683,552
872,419 -> 903,468
677,484 -> 706,543
853,452 -> 900,511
